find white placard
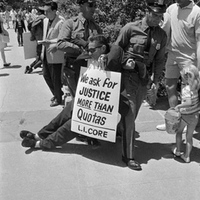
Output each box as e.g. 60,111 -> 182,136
71,65 -> 121,143
23,32 -> 37,60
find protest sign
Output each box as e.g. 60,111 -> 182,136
23,32 -> 37,59
71,64 -> 121,143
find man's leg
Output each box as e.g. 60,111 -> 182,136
43,61 -> 54,97
156,55 -> 180,131
51,64 -> 63,104
22,118 -> 77,150
122,71 -> 144,170
165,78 -> 178,108
39,119 -> 77,150
17,32 -> 20,46
20,33 -> 23,46
38,100 -> 73,139
21,101 -> 75,149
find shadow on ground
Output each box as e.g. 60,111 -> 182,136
150,96 -> 169,111
23,134 -> 200,168
3,65 -> 21,69
0,73 -> 9,77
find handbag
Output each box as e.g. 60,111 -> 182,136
0,34 -> 10,43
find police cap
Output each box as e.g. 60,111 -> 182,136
147,1 -> 166,14
77,0 -> 95,5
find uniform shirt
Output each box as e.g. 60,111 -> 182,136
57,13 -> 102,58
115,17 -> 167,84
166,1 -> 200,60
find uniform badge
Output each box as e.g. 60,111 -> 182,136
156,44 -> 161,50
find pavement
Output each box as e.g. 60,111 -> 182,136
1,24 -> 200,200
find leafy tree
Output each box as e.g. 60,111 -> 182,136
58,0 -> 147,42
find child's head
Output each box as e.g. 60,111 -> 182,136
181,65 -> 200,89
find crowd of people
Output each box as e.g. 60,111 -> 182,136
1,0 -> 198,171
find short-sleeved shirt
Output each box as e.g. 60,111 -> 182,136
115,17 -> 167,83
181,84 -> 198,107
166,1 -> 200,60
57,13 -> 102,58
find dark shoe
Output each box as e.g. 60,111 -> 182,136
76,135 -> 101,149
24,66 -> 30,74
87,138 -> 101,149
27,67 -> 33,74
4,63 -> 11,67
50,96 -> 56,102
76,134 -> 87,142
50,99 -> 60,107
122,156 -> 142,171
21,137 -> 36,148
20,130 -> 35,139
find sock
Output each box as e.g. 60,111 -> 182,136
35,141 -> 41,148
34,133 -> 40,141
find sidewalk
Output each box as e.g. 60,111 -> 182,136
0,26 -> 200,200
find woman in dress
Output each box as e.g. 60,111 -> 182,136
0,14 -> 11,67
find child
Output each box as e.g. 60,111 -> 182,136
172,65 -> 200,163
15,14 -> 26,46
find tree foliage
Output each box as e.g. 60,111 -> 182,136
58,0 -> 147,42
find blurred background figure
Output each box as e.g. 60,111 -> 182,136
10,8 -> 17,29
25,7 -> 46,74
0,14 -> 11,67
15,14 -> 26,46
4,9 -> 10,29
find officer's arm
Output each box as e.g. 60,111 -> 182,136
194,13 -> 200,70
57,19 -> 81,56
196,37 -> 200,71
153,33 -> 167,84
106,45 -> 124,72
115,24 -> 131,49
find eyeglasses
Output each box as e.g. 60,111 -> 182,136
88,45 -> 102,53
87,2 -> 97,8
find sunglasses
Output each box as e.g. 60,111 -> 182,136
87,2 -> 97,8
88,45 -> 102,53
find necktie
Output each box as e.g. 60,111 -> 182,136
144,27 -> 153,53
84,20 -> 90,40
47,20 -> 53,36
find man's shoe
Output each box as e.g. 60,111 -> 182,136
156,123 -> 166,131
24,66 -> 30,74
3,63 -> 11,67
20,130 -> 35,139
21,137 -> 36,148
122,156 -> 142,171
87,138 -> 101,149
50,99 -> 59,107
50,96 -> 56,102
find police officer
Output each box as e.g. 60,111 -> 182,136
115,1 -> 167,170
57,0 -> 102,97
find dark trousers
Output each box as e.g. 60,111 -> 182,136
122,71 -> 147,159
38,100 -> 77,149
43,59 -> 63,103
17,32 -> 23,45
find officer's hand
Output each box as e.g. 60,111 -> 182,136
47,43 -> 57,53
125,58 -> 135,70
71,38 -> 88,48
38,39 -> 51,46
